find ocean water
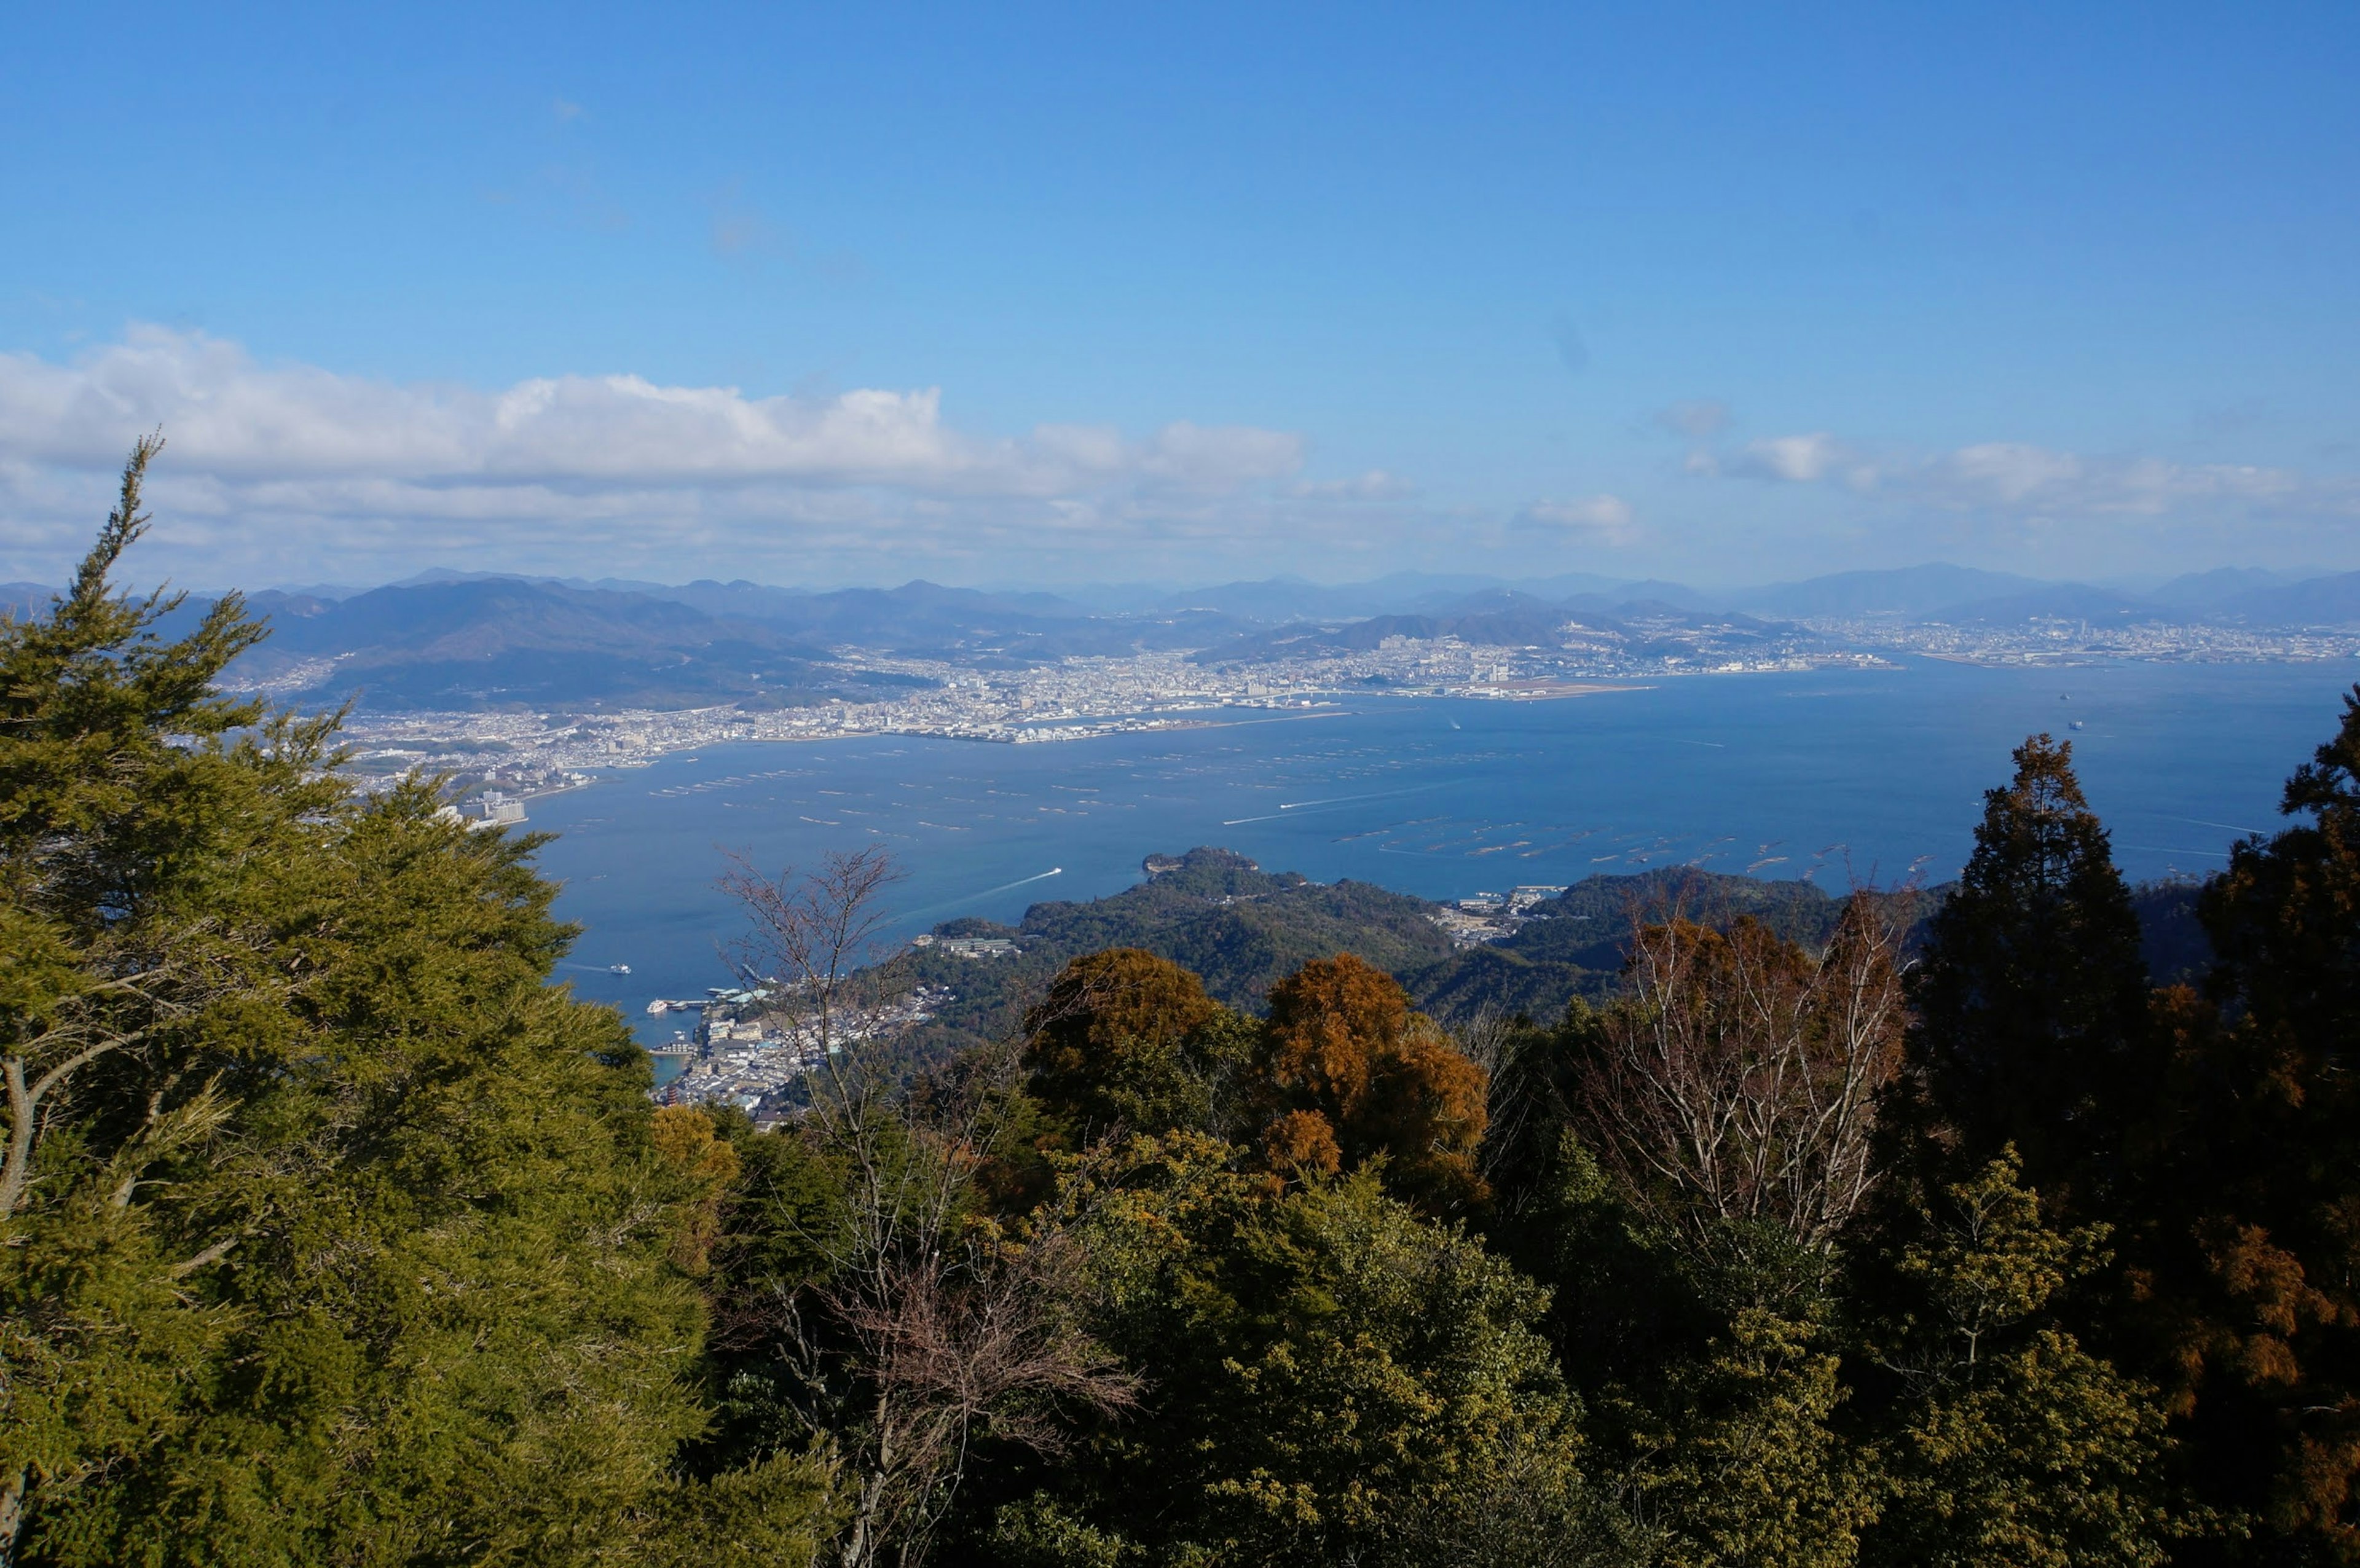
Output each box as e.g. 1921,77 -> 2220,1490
522,659 -> 2360,1041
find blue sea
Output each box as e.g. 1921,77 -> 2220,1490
523,659 -> 2360,1042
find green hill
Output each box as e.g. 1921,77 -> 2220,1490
889,849 -> 1876,1053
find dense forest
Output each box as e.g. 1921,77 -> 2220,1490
8,445 -> 2360,1566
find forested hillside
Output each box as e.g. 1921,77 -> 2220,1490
9,446 -> 2360,1567
895,844 -> 2197,1052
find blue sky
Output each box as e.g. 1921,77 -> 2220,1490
2,2 -> 2355,589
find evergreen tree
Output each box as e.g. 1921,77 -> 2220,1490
1256,954 -> 1490,1213
1902,734 -> 2156,1223
2136,686 -> 2360,1560
0,441 -> 816,1564
1023,947 -> 1251,1140
987,1134 -> 1634,1567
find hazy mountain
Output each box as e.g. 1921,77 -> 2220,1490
2146,566 -> 2308,611
1937,584 -> 2175,624
228,578 -> 920,712
1734,565 -> 2044,619
1575,578 -> 1723,612
1154,571 -> 1531,622
1193,606 -> 1581,664
1,582 -> 53,620
2216,571 -> 2360,626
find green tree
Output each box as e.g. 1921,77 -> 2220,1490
1898,734 -> 2156,1223
1,437 -> 336,1561
1,441 -> 821,1564
1023,947 -> 1252,1141
1636,1307 -> 1876,1568
989,1134 -> 1634,1567
1527,1131 -> 1872,1568
1855,1154 -> 2179,1568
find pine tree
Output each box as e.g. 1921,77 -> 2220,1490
1902,734 -> 2156,1223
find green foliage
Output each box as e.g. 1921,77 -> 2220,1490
1900,734 -> 2157,1221
1856,1155 -> 2179,1568
1513,1128 -> 1868,1568
991,1135 -> 1632,1567
1637,1309 -> 1874,1568
1023,947 -> 1248,1140
1,444 -> 833,1565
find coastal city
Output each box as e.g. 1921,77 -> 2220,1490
651,983 -> 957,1121
338,608 -> 2360,807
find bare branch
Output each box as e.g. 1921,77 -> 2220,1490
1572,885 -> 1914,1254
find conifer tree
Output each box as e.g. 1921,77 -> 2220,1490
1023,947 -> 1245,1139
988,1137 -> 1633,1567
1901,734 -> 2155,1222
1256,953 -> 1489,1213
0,441 -> 796,1565
2136,686 -> 2360,1558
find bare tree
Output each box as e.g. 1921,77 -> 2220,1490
1573,887 -> 1913,1254
718,852 -> 1138,1568
719,844 -> 908,1061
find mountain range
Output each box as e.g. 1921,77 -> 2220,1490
7,561 -> 2358,713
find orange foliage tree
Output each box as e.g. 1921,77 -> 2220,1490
1257,953 -> 1490,1213
1023,947 -> 1239,1139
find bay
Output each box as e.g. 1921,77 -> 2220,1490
522,658 -> 2360,1042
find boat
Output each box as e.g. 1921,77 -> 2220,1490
610,963 -> 632,976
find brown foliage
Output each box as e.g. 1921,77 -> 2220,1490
1261,1107 -> 1343,1175
1023,948 -> 1222,1134
1259,953 -> 1489,1212
1575,895 -> 1910,1251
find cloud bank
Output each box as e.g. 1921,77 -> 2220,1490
0,327 -> 1353,582
1691,426 -> 2337,522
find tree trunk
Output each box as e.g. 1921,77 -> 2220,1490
1,1466 -> 28,1568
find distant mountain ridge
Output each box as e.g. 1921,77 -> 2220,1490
12,559 -> 2356,716
261,561 -> 2360,633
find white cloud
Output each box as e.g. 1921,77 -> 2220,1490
1518,494 -> 1638,546
1731,432 -> 1849,484
1707,428 -> 2335,523
0,326 -> 1303,497
0,327 -> 1345,581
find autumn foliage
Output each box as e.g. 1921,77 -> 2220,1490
1256,953 -> 1490,1211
